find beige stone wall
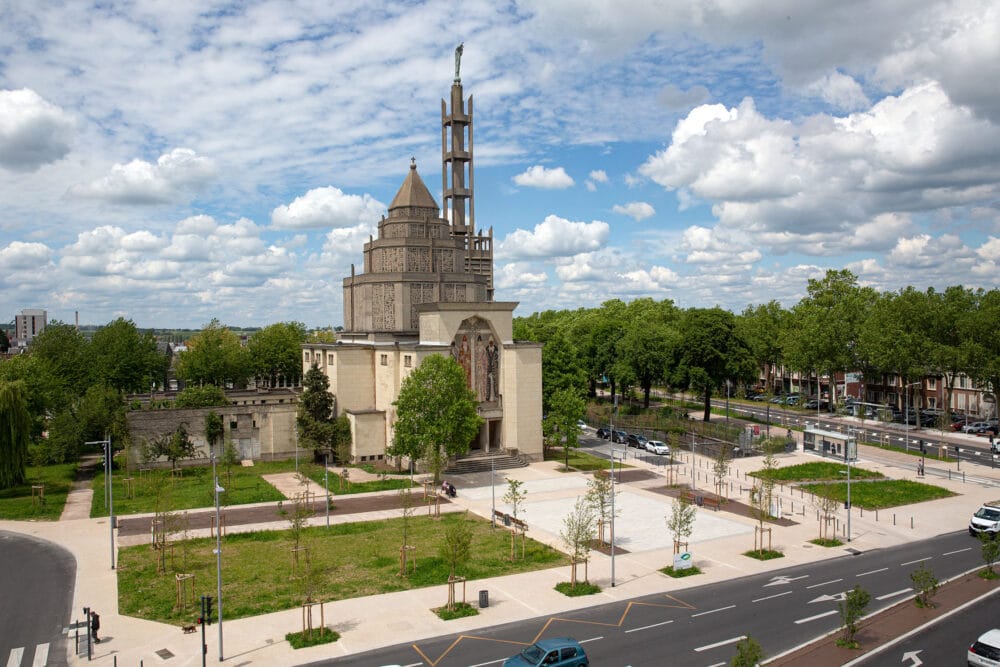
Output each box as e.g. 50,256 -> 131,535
500,343 -> 543,461
417,303 -> 516,345
347,410 -> 386,463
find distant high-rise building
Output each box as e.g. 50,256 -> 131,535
14,309 -> 47,348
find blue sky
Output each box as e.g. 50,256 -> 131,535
1,0 -> 999,329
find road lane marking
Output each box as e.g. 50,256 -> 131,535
468,660 -> 503,667
691,605 -> 736,618
943,547 -> 972,556
31,644 -> 48,667
694,635 -> 747,652
856,567 -> 889,577
876,588 -> 912,600
752,591 -> 793,603
764,574 -> 809,587
795,610 -> 838,624
579,636 -> 604,643
900,557 -> 932,566
7,648 -> 24,667
806,578 -> 843,589
625,620 -> 674,633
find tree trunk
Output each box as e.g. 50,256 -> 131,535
643,381 -> 651,408
703,387 -> 711,421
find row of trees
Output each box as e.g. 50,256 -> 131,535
516,270 -> 1000,421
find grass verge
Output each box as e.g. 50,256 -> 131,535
660,565 -> 702,578
285,628 -> 340,649
544,447 -> 631,472
0,463 -> 78,520
753,462 -> 883,482
554,581 -> 602,596
118,512 -> 567,625
809,538 -> 844,547
743,549 -> 784,561
799,479 -> 954,510
434,602 -> 479,620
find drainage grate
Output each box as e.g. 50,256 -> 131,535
845,547 -> 863,555
155,648 -> 175,660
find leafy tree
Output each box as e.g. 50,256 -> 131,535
297,363 -> 337,457
979,531 -> 1000,578
560,497 -> 596,587
586,471 -> 617,546
540,332 -> 587,412
175,319 -> 251,388
0,353 -> 52,438
205,412 -> 224,455
306,327 -> 338,343
146,425 -> 197,471
619,323 -> 674,408
0,380 -> 31,489
712,444 -> 732,499
738,301 -> 786,395
29,321 -> 91,397
666,496 -> 697,555
837,585 -> 871,648
544,388 -> 586,471
0,328 -> 10,352
174,385 -> 229,408
34,408 -> 82,464
813,484 -> 841,541
247,321 -> 306,388
672,308 -> 754,421
910,564 -> 939,608
388,354 -> 482,483
88,317 -> 165,393
440,514 -> 474,610
730,635 -> 764,667
503,478 -> 527,522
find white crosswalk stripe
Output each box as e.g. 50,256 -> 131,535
6,647 -> 24,667
4,643 -> 50,667
31,643 -> 48,667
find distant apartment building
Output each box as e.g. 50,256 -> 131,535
14,309 -> 47,348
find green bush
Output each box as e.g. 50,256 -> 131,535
555,581 -> 602,596
285,628 -> 339,649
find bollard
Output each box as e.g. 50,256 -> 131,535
876,508 -> 879,522
893,513 -> 896,525
860,507 -> 863,518
911,516 -> 914,529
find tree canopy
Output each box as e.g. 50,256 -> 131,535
388,354 -> 482,483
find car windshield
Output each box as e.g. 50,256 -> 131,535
520,645 -> 544,662
975,508 -> 1000,521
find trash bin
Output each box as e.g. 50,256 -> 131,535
503,513 -> 511,527
695,495 -> 704,507
479,590 -> 489,608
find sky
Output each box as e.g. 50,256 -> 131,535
1,0 -> 999,330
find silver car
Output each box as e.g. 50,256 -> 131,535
645,440 -> 670,455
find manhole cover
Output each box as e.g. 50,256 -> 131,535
155,648 -> 175,659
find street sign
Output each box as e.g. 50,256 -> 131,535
673,551 -> 693,571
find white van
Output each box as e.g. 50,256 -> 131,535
969,501 -> 1000,538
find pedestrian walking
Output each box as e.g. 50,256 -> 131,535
90,610 -> 100,643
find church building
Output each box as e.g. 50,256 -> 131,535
301,58 -> 543,466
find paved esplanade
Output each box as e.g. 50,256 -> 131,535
2,431 -> 1000,667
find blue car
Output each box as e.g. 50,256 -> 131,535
503,637 -> 589,666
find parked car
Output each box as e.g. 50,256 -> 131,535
627,433 -> 648,448
576,419 -> 588,431
784,396 -> 800,406
612,430 -> 629,444
968,628 -> 1000,667
964,422 -> 992,434
596,426 -> 611,439
503,637 -> 589,667
645,440 -> 670,455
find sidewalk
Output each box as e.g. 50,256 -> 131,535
5,436 -> 1000,667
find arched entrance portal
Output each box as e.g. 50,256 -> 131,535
451,316 -> 502,454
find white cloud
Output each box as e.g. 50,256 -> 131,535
612,201 -> 655,221
512,165 -> 575,189
495,262 -> 547,289
0,89 -> 74,172
640,82 -> 1000,249
271,186 -> 385,230
498,215 -> 609,259
0,241 -> 53,269
69,148 -> 216,204
589,170 -> 608,183
806,71 -> 870,111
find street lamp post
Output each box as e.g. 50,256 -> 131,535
845,430 -> 855,543
324,452 -> 330,528
491,452 -> 496,528
86,438 -> 115,569
725,380 -> 730,425
214,475 -> 224,661
610,449 -> 624,587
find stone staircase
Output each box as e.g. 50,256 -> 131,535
444,451 -> 528,475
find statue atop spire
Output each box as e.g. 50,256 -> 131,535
454,43 -> 463,82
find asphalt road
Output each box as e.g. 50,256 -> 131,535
312,532 -> 984,667
857,585 -> 1000,666
0,531 -> 76,667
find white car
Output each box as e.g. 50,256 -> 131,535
645,440 -> 670,455
968,628 -> 1000,666
964,421 -> 992,434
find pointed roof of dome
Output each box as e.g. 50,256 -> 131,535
389,158 -> 439,211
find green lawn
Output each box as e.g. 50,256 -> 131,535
799,479 -> 954,509
91,460 -> 417,517
117,512 -> 568,625
545,447 -> 631,472
753,462 -> 885,482
0,463 -> 78,520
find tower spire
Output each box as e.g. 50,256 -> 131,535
442,46 -> 473,237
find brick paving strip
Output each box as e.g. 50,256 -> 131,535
768,570 -> 1000,665
115,491 -> 450,537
